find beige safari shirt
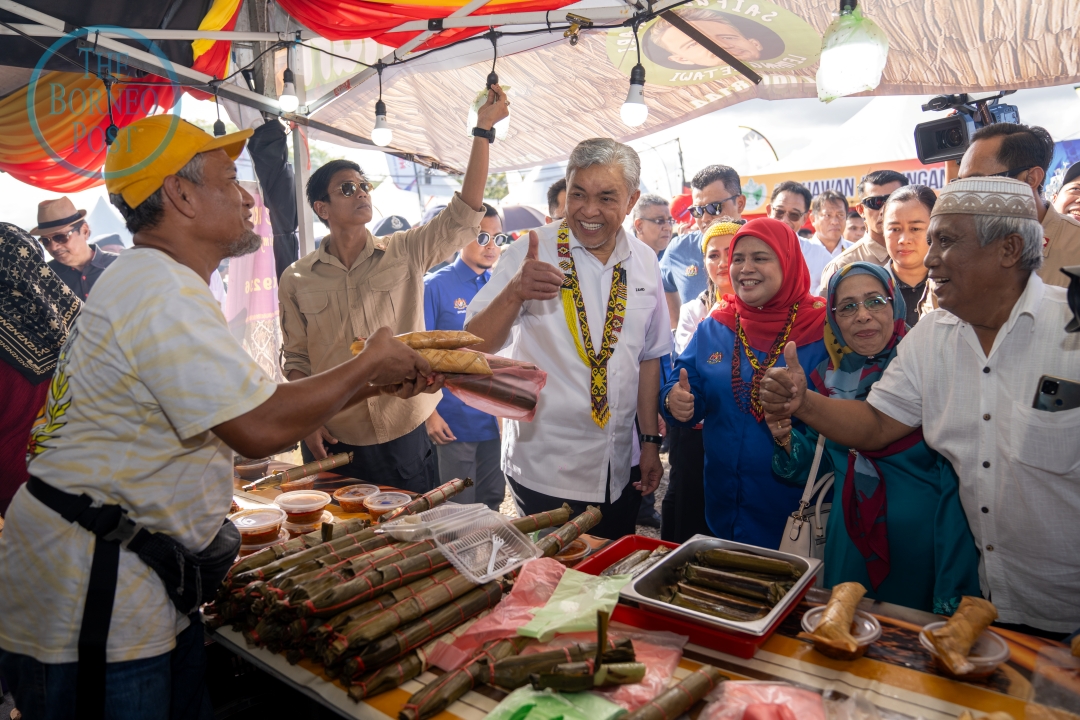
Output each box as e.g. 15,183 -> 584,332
817,235 -> 891,295
279,192 -> 484,445
1039,203 -> 1080,288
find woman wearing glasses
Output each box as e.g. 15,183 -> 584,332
882,185 -> 937,326
662,218 -> 828,549
767,262 -> 980,612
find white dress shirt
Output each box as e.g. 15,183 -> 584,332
867,274 -> 1080,631
466,223 -> 671,503
675,292 -> 709,356
800,235 -> 852,295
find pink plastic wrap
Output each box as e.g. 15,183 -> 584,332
443,356 -> 547,422
429,558 -> 567,670
701,683 -> 826,720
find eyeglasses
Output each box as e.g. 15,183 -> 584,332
860,194 -> 891,211
477,232 -> 512,247
769,207 -> 805,223
833,295 -> 892,318
335,180 -> 373,198
689,195 -> 740,218
640,216 -> 674,227
40,223 -> 83,246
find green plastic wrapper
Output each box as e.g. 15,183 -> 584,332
486,686 -> 625,720
517,568 -> 630,642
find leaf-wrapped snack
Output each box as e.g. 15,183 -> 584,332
797,581 -> 866,656
927,596 -> 998,675
623,664 -> 726,720
695,548 -> 803,578
350,331 -> 483,354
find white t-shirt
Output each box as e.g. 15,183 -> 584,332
0,249 -> 276,663
867,274 -> 1080,632
466,223 -> 671,503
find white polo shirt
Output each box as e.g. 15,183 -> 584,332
867,273 -> 1080,632
466,223 -> 671,503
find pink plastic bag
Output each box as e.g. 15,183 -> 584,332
701,683 -> 826,720
428,558 -> 567,671
444,356 -> 548,422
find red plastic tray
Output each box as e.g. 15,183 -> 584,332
575,534 -> 810,659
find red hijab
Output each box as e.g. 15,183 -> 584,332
710,217 -> 826,348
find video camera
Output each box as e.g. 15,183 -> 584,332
914,91 -> 1019,164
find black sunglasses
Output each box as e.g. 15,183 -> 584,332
689,195 -> 740,218
478,232 -> 512,247
860,194 -> 891,211
40,222 -> 84,246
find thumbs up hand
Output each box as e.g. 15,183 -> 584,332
666,368 -> 697,422
510,230 -> 566,302
761,341 -> 808,416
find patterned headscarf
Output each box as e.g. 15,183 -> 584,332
0,223 -> 81,383
809,262 -> 919,591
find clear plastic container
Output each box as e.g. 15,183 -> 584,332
431,508 -> 540,584
378,502 -> 488,541
229,507 -> 287,546
364,491 -> 412,519
234,458 -> 270,480
334,484 -> 380,513
283,510 -> 334,539
553,538 -> 590,567
274,490 -> 331,524
238,528 -> 289,557
919,621 -> 1010,679
801,605 -> 882,660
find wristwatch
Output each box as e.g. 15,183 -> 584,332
471,126 -> 496,144
639,434 -> 663,445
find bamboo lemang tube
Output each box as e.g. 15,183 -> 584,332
536,505 -> 602,557
622,665 -> 726,720
380,477 -> 474,524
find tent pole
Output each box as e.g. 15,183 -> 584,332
290,45 -> 315,258
0,23 -> 318,41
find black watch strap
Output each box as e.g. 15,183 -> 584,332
639,434 -> 663,445
472,126 -> 495,144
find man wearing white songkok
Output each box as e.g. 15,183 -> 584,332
760,177 -> 1080,637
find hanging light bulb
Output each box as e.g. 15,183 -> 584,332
620,22 -> 649,127
466,33 -> 510,140
279,66 -> 299,113
371,64 -> 393,146
212,87 -> 226,136
816,0 -> 889,103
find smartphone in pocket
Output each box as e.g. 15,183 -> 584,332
1032,375 -> 1080,412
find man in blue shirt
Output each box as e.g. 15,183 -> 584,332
658,165 -> 745,328
423,204 -> 506,509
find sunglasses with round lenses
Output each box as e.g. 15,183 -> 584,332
769,207 -> 805,223
689,195 -> 740,218
337,180 -> 374,197
834,295 -> 891,318
860,194 -> 891,211
40,224 -> 82,246
477,232 -> 512,247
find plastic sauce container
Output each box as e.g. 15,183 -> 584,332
334,484 -> 380,513
553,538 -> 590,567
919,621 -> 1010,679
801,605 -> 883,661
274,490 -> 331,525
364,492 -> 411,519
238,528 -> 288,557
229,507 -> 287,546
283,511 -> 334,539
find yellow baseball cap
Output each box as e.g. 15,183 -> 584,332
104,116 -> 253,208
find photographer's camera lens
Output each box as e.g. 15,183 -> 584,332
944,127 -> 964,148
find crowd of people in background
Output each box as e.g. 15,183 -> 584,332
1,114 -> 1078,711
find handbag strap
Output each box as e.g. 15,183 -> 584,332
797,434 -> 827,508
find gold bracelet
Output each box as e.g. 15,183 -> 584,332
774,432 -> 791,448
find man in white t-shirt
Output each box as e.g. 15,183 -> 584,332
466,138 -> 671,540
0,117 -> 439,718
761,177 -> 1080,637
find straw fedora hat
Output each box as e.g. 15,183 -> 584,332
29,197 -> 87,236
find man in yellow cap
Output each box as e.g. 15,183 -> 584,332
0,116 -> 441,719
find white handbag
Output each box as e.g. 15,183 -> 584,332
779,434 -> 833,576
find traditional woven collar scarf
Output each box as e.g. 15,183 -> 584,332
808,262 -> 920,590
557,221 -> 627,427
0,223 -> 81,384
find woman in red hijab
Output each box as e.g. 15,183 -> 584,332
660,218 -> 827,547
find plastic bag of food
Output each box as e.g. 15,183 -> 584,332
486,685 -> 626,720
443,356 -> 547,422
518,568 -> 630,642
701,682 -> 825,720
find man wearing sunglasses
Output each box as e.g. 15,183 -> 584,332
279,84 -> 509,493
957,122 -> 1080,289
30,197 -> 118,301
659,165 -> 745,328
818,169 -> 908,294
632,193 -> 675,258
422,204 -> 507,510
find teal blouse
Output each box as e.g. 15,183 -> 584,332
773,424 -> 982,614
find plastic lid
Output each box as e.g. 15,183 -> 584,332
801,606 -> 882,646
229,506 -> 287,532
919,621 -> 1010,667
283,510 -> 334,532
364,492 -> 412,512
238,528 -> 289,554
275,490 -> 332,513
334,484 -> 380,502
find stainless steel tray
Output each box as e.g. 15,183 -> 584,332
620,535 -> 822,637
